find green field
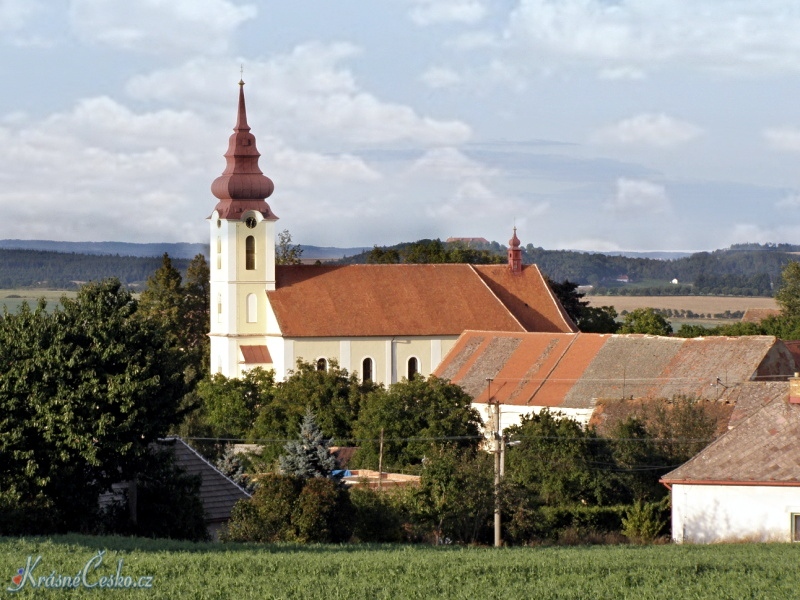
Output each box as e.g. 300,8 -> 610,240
1,535 -> 799,599
0,289 -> 78,314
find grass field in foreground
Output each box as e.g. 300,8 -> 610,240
1,535 -> 799,599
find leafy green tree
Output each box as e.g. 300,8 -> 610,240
352,375 -> 482,471
138,253 -> 184,343
776,260 -> 800,318
279,409 -> 337,479
367,246 -> 401,264
276,229 -> 303,265
182,254 -> 211,375
0,279 -> 188,533
618,307 -> 673,336
504,409 -> 619,508
579,305 -> 620,333
415,447 -> 494,544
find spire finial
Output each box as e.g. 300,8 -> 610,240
239,64 -> 244,85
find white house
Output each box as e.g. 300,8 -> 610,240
661,377 -> 800,543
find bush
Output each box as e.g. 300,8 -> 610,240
223,474 -> 352,543
504,503 -> 629,544
622,499 -> 668,543
349,487 -> 405,543
293,478 -> 352,543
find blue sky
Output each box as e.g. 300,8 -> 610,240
3,0 -> 800,251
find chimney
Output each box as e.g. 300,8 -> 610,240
790,373 -> 800,404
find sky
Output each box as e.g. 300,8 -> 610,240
3,1 -> 800,252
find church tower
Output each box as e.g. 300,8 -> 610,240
208,79 -> 278,377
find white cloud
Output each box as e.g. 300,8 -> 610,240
411,147 -> 496,179
0,0 -> 41,32
605,178 -> 670,214
727,223 -> 800,246
764,127 -> 800,152
597,66 -> 646,80
420,66 -> 463,89
445,31 -> 499,51
69,0 -> 256,55
776,193 -> 800,209
505,0 -> 800,73
593,113 -> 702,148
408,0 -> 487,26
127,46 -> 471,146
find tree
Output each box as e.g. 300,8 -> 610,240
618,307 -> 673,336
279,409 -> 337,479
0,279 -> 188,533
182,254 -> 211,375
352,375 -> 483,470
776,260 -> 800,318
579,305 -> 620,334
276,229 -> 303,265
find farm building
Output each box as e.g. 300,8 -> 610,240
434,331 -> 798,432
661,377 -> 800,543
208,80 -> 575,382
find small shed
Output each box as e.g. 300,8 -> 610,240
661,378 -> 800,543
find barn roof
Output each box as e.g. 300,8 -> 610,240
435,332 -> 795,415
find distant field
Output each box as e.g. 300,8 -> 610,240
1,535 -> 799,599
587,295 -> 778,315
0,289 -> 77,314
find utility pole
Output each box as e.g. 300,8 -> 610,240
378,428 -> 384,492
487,377 -> 503,548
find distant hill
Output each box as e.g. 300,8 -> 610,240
0,239 -> 367,261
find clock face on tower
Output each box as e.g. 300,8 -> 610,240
245,217 -> 257,229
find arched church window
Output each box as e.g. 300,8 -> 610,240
216,236 -> 221,270
245,236 -> 256,270
407,357 -> 419,380
362,357 -> 373,383
217,294 -> 223,323
316,358 -> 328,371
246,293 -> 257,323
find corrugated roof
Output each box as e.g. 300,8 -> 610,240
240,344 -> 272,364
436,332 -> 796,415
159,438 -> 250,524
266,264 -> 576,337
661,388 -> 800,485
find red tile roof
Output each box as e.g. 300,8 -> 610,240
266,264 -> 576,337
240,344 -> 272,364
661,388 -> 800,485
436,332 -> 796,411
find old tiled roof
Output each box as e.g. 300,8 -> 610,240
661,389 -> 800,485
240,344 -> 272,364
266,263 -> 576,337
436,332 -> 796,414
159,438 -> 250,524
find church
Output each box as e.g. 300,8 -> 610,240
208,81 -> 577,384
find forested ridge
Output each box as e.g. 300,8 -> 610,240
2,241 -> 799,294
340,240 -> 800,296
0,248 -> 193,288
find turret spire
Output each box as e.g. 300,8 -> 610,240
211,79 -> 276,220
508,227 -> 522,275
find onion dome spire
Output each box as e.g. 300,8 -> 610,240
508,226 -> 523,275
211,79 -> 277,220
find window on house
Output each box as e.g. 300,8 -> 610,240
407,356 -> 419,380
245,235 -> 256,270
792,514 -> 800,542
317,358 -> 328,371
246,293 -> 257,323
362,357 -> 373,383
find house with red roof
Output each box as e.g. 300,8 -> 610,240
661,376 -> 800,543
207,81 -> 576,382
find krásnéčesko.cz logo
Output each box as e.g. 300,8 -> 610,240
7,551 -> 154,592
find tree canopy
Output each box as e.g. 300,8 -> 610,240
618,307 -> 673,336
0,279 -> 189,532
